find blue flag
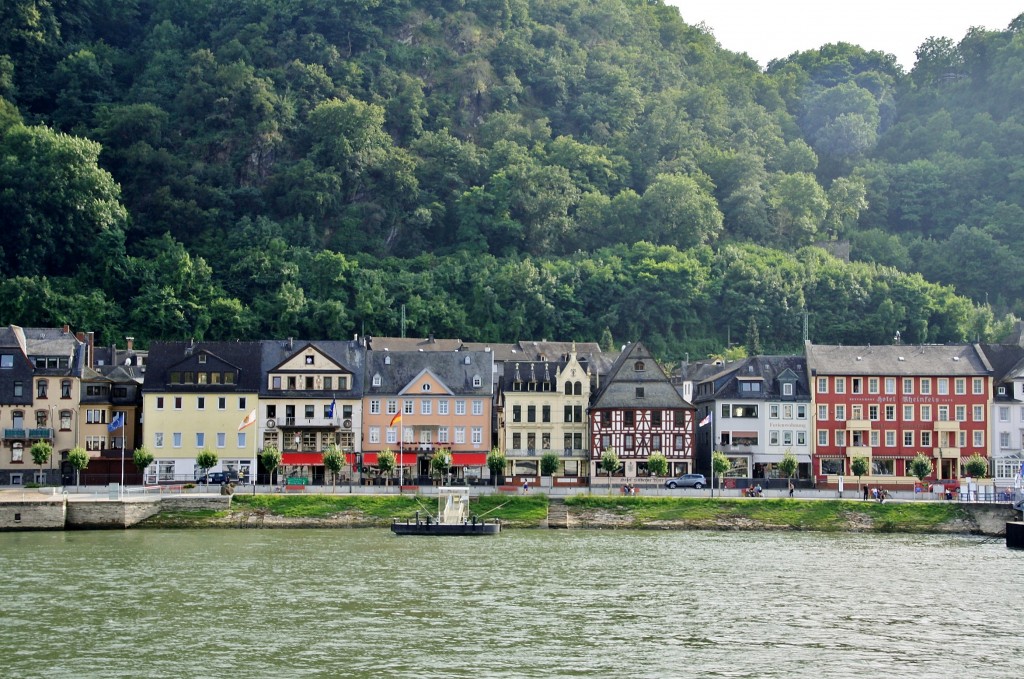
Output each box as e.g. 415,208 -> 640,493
327,399 -> 336,419
108,412 -> 124,432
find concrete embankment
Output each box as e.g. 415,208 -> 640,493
0,490 -> 231,530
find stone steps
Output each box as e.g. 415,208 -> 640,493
547,497 -> 569,529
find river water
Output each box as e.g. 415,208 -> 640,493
0,528 -> 1021,678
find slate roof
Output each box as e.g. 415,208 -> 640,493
590,341 -> 691,410
805,341 -> 992,376
979,343 -> 1024,382
260,338 -> 366,397
0,325 -> 33,405
367,335 -> 463,352
23,326 -> 84,376
498,359 -> 568,391
364,350 -> 493,396
143,341 -> 264,393
695,355 -> 811,402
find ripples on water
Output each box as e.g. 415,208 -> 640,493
0,529 -> 1021,678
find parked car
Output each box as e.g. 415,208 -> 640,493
196,471 -> 238,485
665,474 -> 706,489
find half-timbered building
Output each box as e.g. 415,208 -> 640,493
588,341 -> 695,478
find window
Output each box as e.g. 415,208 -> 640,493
238,397 -> 246,410
11,442 -> 23,462
455,427 -> 466,444
903,378 -> 914,395
305,355 -> 314,365
921,405 -> 932,421
197,397 -> 205,410
904,431 -> 914,447
512,405 -> 522,423
938,379 -> 948,395
973,378 -> 984,395
305,376 -> 315,389
472,400 -> 483,416
438,400 -> 449,416
370,400 -> 380,415
868,377 -> 879,394
172,433 -> 182,448
783,383 -> 794,396
438,427 -> 449,444
835,377 -> 846,394
797,431 -> 807,446
386,400 -> 397,415
783,405 -> 793,419
972,405 -> 984,422
421,400 -> 432,416
869,405 -> 880,421
60,380 -> 72,398
372,374 -> 382,387
237,432 -> 246,448
955,378 -> 965,395
770,431 -> 780,446
36,380 -> 47,398
636,387 -> 645,398
958,430 -> 967,448
623,411 -> 634,427
154,433 -> 164,448
921,431 -> 931,447
903,405 -> 914,421
885,405 -> 895,421
770,405 -> 780,419
323,377 -> 333,390
369,427 -> 380,444
217,433 -> 226,448
471,427 -> 483,445
13,380 -> 22,397
60,411 -> 71,430
852,378 -> 862,394
455,400 -> 466,416
869,430 -> 879,447
999,406 -> 1010,422
783,431 -> 793,446
818,430 -> 829,446
272,376 -> 282,389
527,406 -> 536,423
473,375 -> 482,388
634,361 -> 645,371
542,405 -> 550,423
885,430 -> 896,447
1000,432 -> 1011,448
0,354 -> 12,368
817,377 -> 828,393
872,459 -> 894,475
920,379 -> 931,395
651,411 -> 662,427
835,405 -> 846,421
955,405 -> 966,422
885,377 -> 896,394
973,430 -> 984,447
818,405 -> 828,421
196,433 -> 205,448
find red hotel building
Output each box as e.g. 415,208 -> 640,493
805,342 -> 991,485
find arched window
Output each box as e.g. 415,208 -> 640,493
574,381 -> 582,395
61,380 -> 72,399
564,382 -> 572,395
36,379 -> 48,398
634,361 -> 645,371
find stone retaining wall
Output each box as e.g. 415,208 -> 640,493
0,498 -> 66,530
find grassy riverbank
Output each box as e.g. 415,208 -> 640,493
139,493 -> 549,528
565,496 -> 974,532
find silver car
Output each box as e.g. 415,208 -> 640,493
665,474 -> 706,489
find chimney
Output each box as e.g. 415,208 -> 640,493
126,336 -> 134,351
87,332 -> 95,369
288,337 -> 294,350
62,324 -> 70,334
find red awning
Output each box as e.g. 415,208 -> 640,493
452,452 -> 487,466
347,453 -> 417,466
282,453 -> 323,465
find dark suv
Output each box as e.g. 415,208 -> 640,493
665,474 -> 706,489
197,471 -> 238,485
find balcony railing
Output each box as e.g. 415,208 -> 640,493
282,416 -> 336,428
4,428 -> 26,439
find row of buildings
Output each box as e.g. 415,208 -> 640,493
3,323 -> 1024,489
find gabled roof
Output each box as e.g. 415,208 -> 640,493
143,341 -> 264,392
365,350 -> 493,396
259,339 -> 366,397
590,341 -> 690,410
498,358 -> 569,392
979,343 -> 1024,382
805,341 -> 991,376
23,326 -> 84,375
0,325 -> 29,360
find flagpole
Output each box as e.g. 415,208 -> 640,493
399,424 -> 404,489
118,413 -> 125,499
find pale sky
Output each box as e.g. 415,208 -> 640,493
667,1 -> 1023,70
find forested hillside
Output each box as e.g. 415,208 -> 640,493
1,0 -> 1020,358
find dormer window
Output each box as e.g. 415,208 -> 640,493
198,354 -> 207,364
384,355 -> 391,365
372,373 -> 382,387
305,355 -> 314,365
634,361 -> 645,371
782,383 -> 793,396
473,375 -> 482,388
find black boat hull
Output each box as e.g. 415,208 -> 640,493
390,521 -> 500,536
